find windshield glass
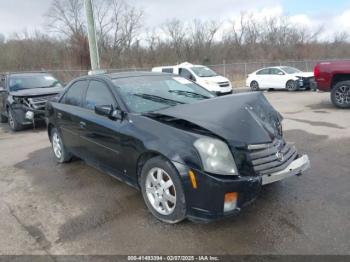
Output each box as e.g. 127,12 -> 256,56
113,75 -> 215,113
190,67 -> 218,77
281,67 -> 302,74
9,75 -> 62,92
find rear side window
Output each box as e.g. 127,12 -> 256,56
63,80 -> 88,107
257,69 -> 270,75
162,68 -> 173,73
84,81 -> 115,110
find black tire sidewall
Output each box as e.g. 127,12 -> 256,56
331,82 -> 350,109
140,156 -> 186,224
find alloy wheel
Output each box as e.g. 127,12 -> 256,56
250,81 -> 259,91
145,167 -> 176,216
52,132 -> 62,159
286,81 -> 297,91
335,85 -> 350,105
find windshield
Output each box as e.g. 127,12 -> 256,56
281,67 -> 302,74
113,75 -> 215,113
190,67 -> 218,77
9,75 -> 62,92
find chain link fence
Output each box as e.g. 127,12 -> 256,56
27,59 -> 326,88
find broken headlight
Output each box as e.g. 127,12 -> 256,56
194,137 -> 238,176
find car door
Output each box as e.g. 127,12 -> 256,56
255,68 -> 271,88
269,68 -> 286,88
55,80 -> 89,156
79,80 -> 125,175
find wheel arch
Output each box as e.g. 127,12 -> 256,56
331,74 -> 350,89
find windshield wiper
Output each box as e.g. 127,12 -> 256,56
168,90 -> 211,99
134,93 -> 185,106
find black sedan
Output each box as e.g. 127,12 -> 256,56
46,72 -> 310,223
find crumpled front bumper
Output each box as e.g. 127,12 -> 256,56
261,154 -> 310,185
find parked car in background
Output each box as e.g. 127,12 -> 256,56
246,66 -> 314,91
0,72 -> 63,131
46,71 -> 310,223
314,61 -> 350,108
152,62 -> 233,95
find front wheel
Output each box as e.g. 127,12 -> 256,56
331,81 -> 350,109
140,156 -> 186,224
50,128 -> 72,163
286,80 -> 298,91
8,108 -> 23,131
250,81 -> 260,91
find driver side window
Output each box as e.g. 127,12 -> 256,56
84,80 -> 115,111
179,68 -> 196,81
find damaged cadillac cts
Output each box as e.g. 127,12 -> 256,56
46,72 -> 310,223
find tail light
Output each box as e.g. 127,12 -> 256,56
314,65 -> 320,78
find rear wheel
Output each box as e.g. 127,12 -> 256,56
50,128 -> 72,163
140,156 -> 186,224
8,108 -> 23,131
250,81 -> 260,91
331,81 -> 350,108
286,80 -> 298,91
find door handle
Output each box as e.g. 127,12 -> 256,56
57,112 -> 62,119
79,121 -> 87,129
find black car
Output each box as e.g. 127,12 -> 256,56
0,72 -> 63,131
46,72 -> 310,223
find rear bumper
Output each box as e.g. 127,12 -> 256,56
174,154 -> 310,222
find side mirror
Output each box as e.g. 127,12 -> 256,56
95,105 -> 113,117
0,87 -> 5,92
278,72 -> 284,75
95,105 -> 123,120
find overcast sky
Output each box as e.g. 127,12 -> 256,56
0,0 -> 349,39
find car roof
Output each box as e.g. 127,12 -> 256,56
5,72 -> 52,77
78,71 -> 171,81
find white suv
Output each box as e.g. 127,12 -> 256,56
152,62 -> 233,95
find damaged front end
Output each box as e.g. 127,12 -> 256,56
10,94 -> 59,126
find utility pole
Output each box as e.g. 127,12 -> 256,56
84,0 -> 100,72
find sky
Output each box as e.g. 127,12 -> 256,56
0,0 -> 348,40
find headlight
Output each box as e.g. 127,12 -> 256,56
194,137 -> 238,176
203,80 -> 217,86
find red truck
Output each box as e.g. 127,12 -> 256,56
314,61 -> 350,108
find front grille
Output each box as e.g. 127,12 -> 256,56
248,139 -> 298,175
27,94 -> 58,110
218,82 -> 230,88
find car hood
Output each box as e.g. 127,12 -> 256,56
10,87 -> 63,97
291,72 -> 314,78
201,75 -> 230,83
152,92 -> 283,146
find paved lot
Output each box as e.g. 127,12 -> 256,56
0,90 -> 349,255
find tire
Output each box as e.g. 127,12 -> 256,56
50,127 -> 72,163
286,80 -> 298,92
250,81 -> 260,91
331,81 -> 350,109
140,156 -> 186,224
0,113 -> 7,123
8,108 -> 24,131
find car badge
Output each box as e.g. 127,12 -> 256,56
276,151 -> 284,162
